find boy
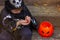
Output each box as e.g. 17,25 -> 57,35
0,0 -> 38,40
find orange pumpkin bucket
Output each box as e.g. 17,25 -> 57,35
38,21 -> 54,37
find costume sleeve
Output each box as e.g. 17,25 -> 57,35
0,9 -> 16,32
23,5 -> 38,30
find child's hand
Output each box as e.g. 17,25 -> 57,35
25,16 -> 31,24
16,16 -> 31,27
16,19 -> 27,27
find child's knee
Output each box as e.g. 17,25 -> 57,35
20,27 -> 32,36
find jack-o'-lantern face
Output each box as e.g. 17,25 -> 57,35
38,21 -> 54,37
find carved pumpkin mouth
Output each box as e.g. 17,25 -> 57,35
41,31 -> 49,34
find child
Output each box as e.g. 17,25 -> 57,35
0,0 -> 38,40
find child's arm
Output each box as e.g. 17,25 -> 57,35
0,9 -> 16,32
23,5 -> 38,30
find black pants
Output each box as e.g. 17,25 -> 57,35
0,27 -> 32,40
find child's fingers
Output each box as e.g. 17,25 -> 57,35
25,16 -> 31,23
21,22 -> 29,25
19,20 -> 27,23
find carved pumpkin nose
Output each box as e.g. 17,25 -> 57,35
38,21 -> 54,37
41,31 -> 49,34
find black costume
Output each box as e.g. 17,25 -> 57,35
0,0 -> 38,40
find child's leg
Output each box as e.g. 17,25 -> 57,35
19,27 -> 32,40
0,29 -> 13,40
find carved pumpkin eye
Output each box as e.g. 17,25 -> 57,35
42,31 -> 44,33
47,31 -> 49,34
